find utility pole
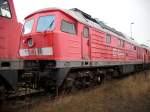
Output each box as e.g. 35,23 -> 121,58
130,22 -> 134,38
147,40 -> 150,46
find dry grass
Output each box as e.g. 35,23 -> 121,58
22,70 -> 150,112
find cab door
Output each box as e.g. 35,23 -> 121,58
81,26 -> 90,60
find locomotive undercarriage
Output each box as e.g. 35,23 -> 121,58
22,60 -> 150,93
21,60 -> 132,94
0,60 -> 150,102
20,60 -> 113,94
0,80 -> 5,103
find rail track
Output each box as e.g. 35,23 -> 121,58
0,69 -> 149,112
0,89 -> 47,112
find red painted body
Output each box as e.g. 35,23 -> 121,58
0,0 -> 21,60
19,9 -> 150,64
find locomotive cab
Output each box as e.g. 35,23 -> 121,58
20,11 -> 56,60
19,8 -> 81,64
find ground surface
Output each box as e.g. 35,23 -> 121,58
1,70 -> 150,112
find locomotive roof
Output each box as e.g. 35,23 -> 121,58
140,44 -> 150,51
25,7 -> 142,47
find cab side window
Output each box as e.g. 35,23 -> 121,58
118,39 -> 124,48
83,27 -> 89,38
61,20 -> 76,35
106,34 -> 111,44
0,0 -> 11,18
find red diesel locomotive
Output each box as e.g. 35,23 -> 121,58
0,0 -> 150,99
19,8 -> 150,91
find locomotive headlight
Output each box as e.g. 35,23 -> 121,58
27,38 -> 34,47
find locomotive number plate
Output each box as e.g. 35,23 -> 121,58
19,47 -> 53,56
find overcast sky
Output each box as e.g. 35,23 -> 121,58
13,0 -> 150,46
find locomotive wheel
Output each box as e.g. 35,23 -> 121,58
62,76 -> 75,94
0,85 -> 5,104
96,75 -> 103,85
62,73 -> 82,94
93,70 -> 104,85
112,70 -> 120,78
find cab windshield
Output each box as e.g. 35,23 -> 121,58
23,19 -> 34,34
37,15 -> 55,32
0,0 -> 11,18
